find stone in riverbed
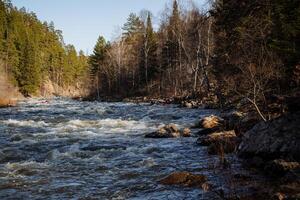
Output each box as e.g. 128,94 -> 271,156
182,128 -> 191,137
197,130 -> 238,155
159,171 -> 208,188
197,130 -> 236,146
145,124 -> 180,138
194,115 -> 224,129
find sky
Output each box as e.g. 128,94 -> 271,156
11,0 -> 205,53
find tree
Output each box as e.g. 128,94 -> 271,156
90,36 -> 107,78
139,12 -> 158,92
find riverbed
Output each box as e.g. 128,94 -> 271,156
0,98 -> 265,199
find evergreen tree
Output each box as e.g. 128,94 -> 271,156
89,36 -> 107,79
139,12 -> 158,90
18,38 -> 41,96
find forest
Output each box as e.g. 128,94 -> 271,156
0,0 -> 89,97
89,0 -> 299,120
0,0 -> 299,120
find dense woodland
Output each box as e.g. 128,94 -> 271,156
89,0 -> 299,120
0,0 -> 299,120
0,0 -> 89,96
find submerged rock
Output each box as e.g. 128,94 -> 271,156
159,172 -> 208,189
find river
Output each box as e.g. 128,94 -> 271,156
0,98 -> 264,199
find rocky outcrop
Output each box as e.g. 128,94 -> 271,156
145,124 -> 192,138
238,112 -> 300,161
159,172 -> 209,189
0,66 -> 23,107
40,78 -> 88,98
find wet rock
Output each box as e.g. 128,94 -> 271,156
238,112 -> 300,161
159,172 -> 207,188
145,124 -> 180,138
207,139 -> 238,155
182,128 -> 191,137
197,127 -> 223,135
0,148 -> 27,163
15,168 -> 36,176
197,130 -> 237,155
264,159 -> 300,176
10,134 -> 23,142
184,101 -> 193,108
197,131 -> 236,146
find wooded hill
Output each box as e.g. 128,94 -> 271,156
0,0 -> 89,97
89,0 -> 300,120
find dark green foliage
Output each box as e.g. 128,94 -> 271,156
270,0 -> 300,76
0,0 -> 89,96
89,36 -> 107,78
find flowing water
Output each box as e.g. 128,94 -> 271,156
0,98 -> 263,199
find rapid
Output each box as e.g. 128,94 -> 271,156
0,98 -> 263,199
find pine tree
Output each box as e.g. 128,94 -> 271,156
18,38 -> 41,96
122,13 -> 144,39
139,12 -> 158,91
89,36 -> 107,79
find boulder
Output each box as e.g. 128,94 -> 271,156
145,124 -> 180,138
159,172 -> 208,188
197,131 -> 236,146
196,115 -> 224,129
238,112 -> 300,161
197,130 -> 238,155
207,139 -> 238,155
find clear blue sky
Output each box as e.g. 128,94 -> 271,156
11,0 -> 205,53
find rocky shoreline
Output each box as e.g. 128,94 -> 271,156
141,97 -> 300,199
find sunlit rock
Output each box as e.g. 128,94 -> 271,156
159,171 -> 208,188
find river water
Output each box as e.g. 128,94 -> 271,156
0,98 -> 263,199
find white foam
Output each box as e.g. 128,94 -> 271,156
1,119 -> 49,128
53,119 -> 150,134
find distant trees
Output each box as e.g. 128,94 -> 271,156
0,0 -> 89,96
88,0 -> 299,119
90,0 -> 215,98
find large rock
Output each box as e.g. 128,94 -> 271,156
159,172 -> 208,188
238,112 -> 300,161
197,130 -> 238,155
145,124 -> 180,138
197,131 -> 236,146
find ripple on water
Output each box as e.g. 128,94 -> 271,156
0,98 -> 265,199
